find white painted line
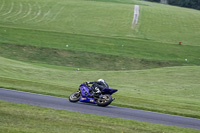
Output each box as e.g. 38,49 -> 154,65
132,5 -> 139,29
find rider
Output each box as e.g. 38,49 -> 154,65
86,79 -> 109,96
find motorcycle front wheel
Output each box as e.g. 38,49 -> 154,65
96,94 -> 112,107
69,92 -> 81,102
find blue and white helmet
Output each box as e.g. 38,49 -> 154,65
98,79 -> 105,83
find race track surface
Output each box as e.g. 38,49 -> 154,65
0,88 -> 200,129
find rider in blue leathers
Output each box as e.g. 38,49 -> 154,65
86,79 -> 109,96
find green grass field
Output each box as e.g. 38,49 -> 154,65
0,0 -> 200,132
0,56 -> 200,119
1,101 -> 199,133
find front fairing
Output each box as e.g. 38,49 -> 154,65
79,83 -> 93,96
79,86 -> 90,97
79,83 -> 95,103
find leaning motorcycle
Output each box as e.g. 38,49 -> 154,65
69,82 -> 118,107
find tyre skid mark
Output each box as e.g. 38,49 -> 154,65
41,3 -> 63,23
30,3 -> 51,23
24,3 -> 41,23
0,0 -> 5,12
45,6 -> 64,23
35,10 -> 51,23
1,0 -> 14,16
12,2 -> 29,22
0,1 -> 64,24
22,3 -> 32,19
5,2 -> 23,20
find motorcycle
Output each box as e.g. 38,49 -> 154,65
69,82 -> 118,107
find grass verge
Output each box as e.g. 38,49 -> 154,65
0,100 -> 199,133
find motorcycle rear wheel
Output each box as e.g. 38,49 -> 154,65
96,94 -> 112,107
69,92 -> 81,102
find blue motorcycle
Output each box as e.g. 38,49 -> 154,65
69,82 -> 118,107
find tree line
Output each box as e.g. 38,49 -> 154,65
145,0 -> 200,10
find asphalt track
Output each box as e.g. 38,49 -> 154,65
0,88 -> 200,130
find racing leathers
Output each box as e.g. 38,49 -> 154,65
87,81 -> 109,94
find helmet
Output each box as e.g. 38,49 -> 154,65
98,79 -> 105,82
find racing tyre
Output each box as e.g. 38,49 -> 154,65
69,92 -> 81,102
97,94 -> 112,107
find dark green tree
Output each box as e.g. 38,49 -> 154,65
145,0 -> 200,10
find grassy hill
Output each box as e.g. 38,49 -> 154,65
0,0 -> 199,45
0,0 -> 200,70
0,0 -> 200,132
1,56 -> 200,118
